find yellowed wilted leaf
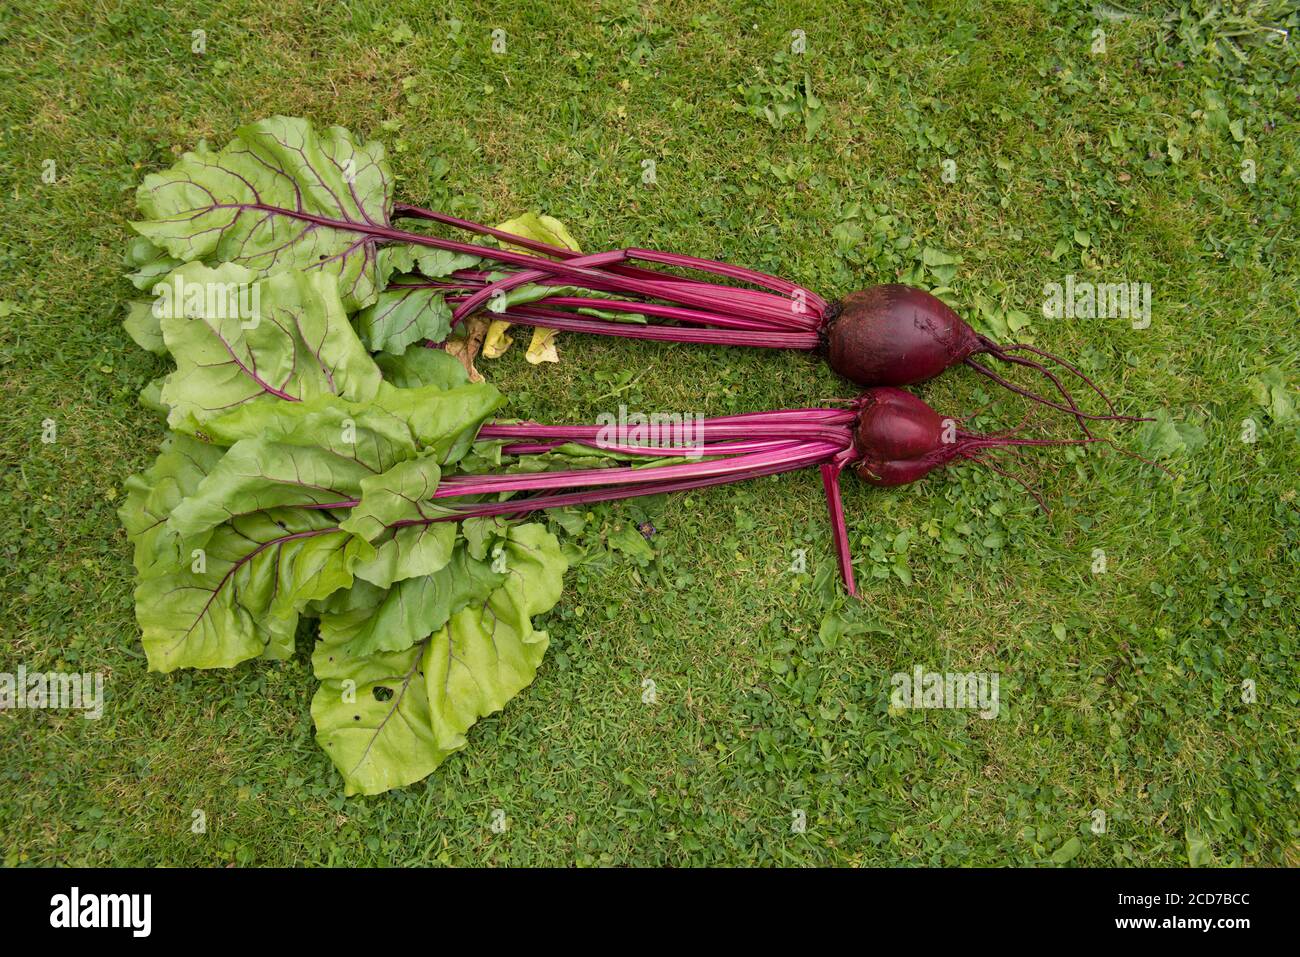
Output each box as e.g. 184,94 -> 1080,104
477,213 -> 580,363
482,320 -> 514,358
495,213 -> 582,255
525,327 -> 560,364
444,316 -> 490,382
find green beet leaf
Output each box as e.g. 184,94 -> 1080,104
198,391 -> 419,468
312,523 -> 565,795
119,432 -> 227,577
134,508 -> 368,673
157,263 -> 382,434
356,277 -> 454,355
198,377 -> 500,469
123,236 -> 182,291
122,300 -> 167,356
348,523 -> 459,590
370,380 -> 502,464
163,438 -> 377,549
339,456 -> 445,541
321,546 -> 504,658
133,116 -> 396,311
375,347 -> 469,390
120,243 -> 568,793
339,456 -> 461,589
413,249 -> 481,278
356,251 -> 481,354
426,523 -> 566,753
311,637 -> 448,797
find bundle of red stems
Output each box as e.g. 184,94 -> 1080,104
443,406 -> 863,592
391,204 -> 826,349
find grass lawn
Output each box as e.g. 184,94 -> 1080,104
0,0 -> 1296,866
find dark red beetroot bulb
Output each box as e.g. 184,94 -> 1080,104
827,285 -> 981,387
851,387 -> 962,487
850,386 -> 1106,511
826,284 -> 1146,437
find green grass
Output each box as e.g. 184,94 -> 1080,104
1,0 -> 1297,866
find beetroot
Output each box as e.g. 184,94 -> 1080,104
850,386 -> 1100,511
827,286 -> 981,387
431,388 -> 1102,596
388,209 -> 1142,436
823,285 -> 1147,439
852,385 -> 959,486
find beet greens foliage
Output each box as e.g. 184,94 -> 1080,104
119,260 -> 568,795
